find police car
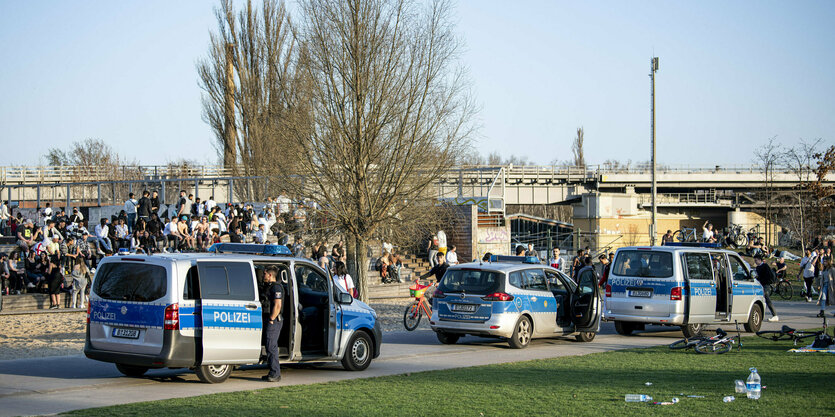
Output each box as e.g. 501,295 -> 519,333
605,243 -> 766,337
429,255 -> 601,348
84,244 -> 381,383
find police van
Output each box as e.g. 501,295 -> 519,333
429,256 -> 601,349
84,243 -> 381,383
605,244 -> 766,337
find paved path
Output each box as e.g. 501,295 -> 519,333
0,301 -> 826,416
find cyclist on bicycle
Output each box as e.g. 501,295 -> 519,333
773,257 -> 787,280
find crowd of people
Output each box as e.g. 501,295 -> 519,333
0,192 -> 330,300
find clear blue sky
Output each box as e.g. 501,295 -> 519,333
1,0 -> 833,167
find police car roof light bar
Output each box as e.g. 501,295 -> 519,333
488,255 -> 542,264
208,243 -> 293,256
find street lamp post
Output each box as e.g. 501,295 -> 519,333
650,57 -> 659,246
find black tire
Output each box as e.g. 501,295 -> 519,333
195,364 -> 232,383
755,330 -> 785,341
672,230 -> 685,242
733,234 -> 748,248
614,321 -> 633,336
681,323 -> 704,338
575,331 -> 596,342
115,363 -> 149,377
436,331 -> 460,344
403,302 -> 422,331
669,337 -> 704,350
508,316 -> 532,349
775,281 -> 792,300
744,304 -> 763,333
694,340 -> 732,354
341,331 -> 373,371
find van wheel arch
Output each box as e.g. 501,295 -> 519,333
195,364 -> 232,383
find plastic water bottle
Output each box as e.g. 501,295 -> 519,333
746,368 -> 761,400
625,394 -> 652,402
723,396 -> 735,403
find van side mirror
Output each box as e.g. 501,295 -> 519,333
337,292 -> 353,304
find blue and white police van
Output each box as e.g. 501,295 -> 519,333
84,244 -> 381,383
429,256 -> 601,348
605,243 -> 766,337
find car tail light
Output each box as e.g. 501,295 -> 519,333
86,303 -> 91,324
164,303 -> 180,330
482,292 -> 514,302
670,287 -> 682,301
605,285 -> 612,297
433,289 -> 446,299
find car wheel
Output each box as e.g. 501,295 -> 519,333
436,331 -> 460,345
575,331 -> 596,342
115,363 -> 148,377
744,304 -> 763,333
341,331 -> 373,371
195,364 -> 232,384
614,321 -> 633,336
681,323 -> 704,338
508,316 -> 532,349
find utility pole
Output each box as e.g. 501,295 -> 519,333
650,57 -> 659,246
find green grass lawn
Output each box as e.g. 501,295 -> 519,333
68,334 -> 834,417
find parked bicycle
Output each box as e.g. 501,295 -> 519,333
673,227 -> 698,243
693,323 -> 742,354
756,321 -> 828,346
403,280 -> 434,331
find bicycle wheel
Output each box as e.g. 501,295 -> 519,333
673,230 -> 685,242
775,280 -> 792,300
733,234 -> 747,248
695,340 -> 732,354
403,302 -> 422,331
669,337 -> 704,350
755,330 -> 786,341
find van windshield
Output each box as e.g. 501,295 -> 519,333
438,269 -> 502,294
94,263 -> 167,302
612,251 -> 673,278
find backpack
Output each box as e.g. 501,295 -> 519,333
374,258 -> 383,272
758,266 -> 776,285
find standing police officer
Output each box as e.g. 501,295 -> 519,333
262,266 -> 284,382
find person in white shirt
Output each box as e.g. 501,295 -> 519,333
94,218 -> 112,253
115,219 -> 130,250
254,224 -> 268,244
702,221 -> 716,243
0,200 -> 9,236
41,219 -> 64,246
164,217 -> 182,252
798,248 -> 818,302
205,196 -> 217,212
437,229 -> 448,256
446,245 -> 459,265
124,193 -> 138,234
332,262 -> 356,298
40,203 -> 53,226
549,248 -> 563,271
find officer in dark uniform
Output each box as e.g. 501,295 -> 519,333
262,265 -> 284,382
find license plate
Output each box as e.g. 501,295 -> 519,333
451,303 -> 477,312
112,328 -> 140,339
628,290 -> 652,298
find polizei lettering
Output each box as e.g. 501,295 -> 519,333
214,311 -> 251,324
93,311 -> 116,321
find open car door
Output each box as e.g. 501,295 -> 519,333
571,268 -> 601,332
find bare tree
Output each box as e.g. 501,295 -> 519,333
753,136 -> 779,248
284,0 -> 476,301
571,127 -> 585,169
783,138 -> 823,252
198,0 -> 303,201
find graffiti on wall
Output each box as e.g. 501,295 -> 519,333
477,227 -> 509,244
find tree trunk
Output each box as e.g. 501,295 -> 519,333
798,192 -> 806,253
347,233 -> 370,303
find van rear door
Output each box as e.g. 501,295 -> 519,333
195,260 -> 261,365
682,252 -> 717,322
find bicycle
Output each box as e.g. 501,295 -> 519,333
756,321 -> 828,346
693,322 -> 743,354
768,275 -> 793,300
673,227 -> 698,243
403,280 -> 434,331
726,223 -> 748,247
